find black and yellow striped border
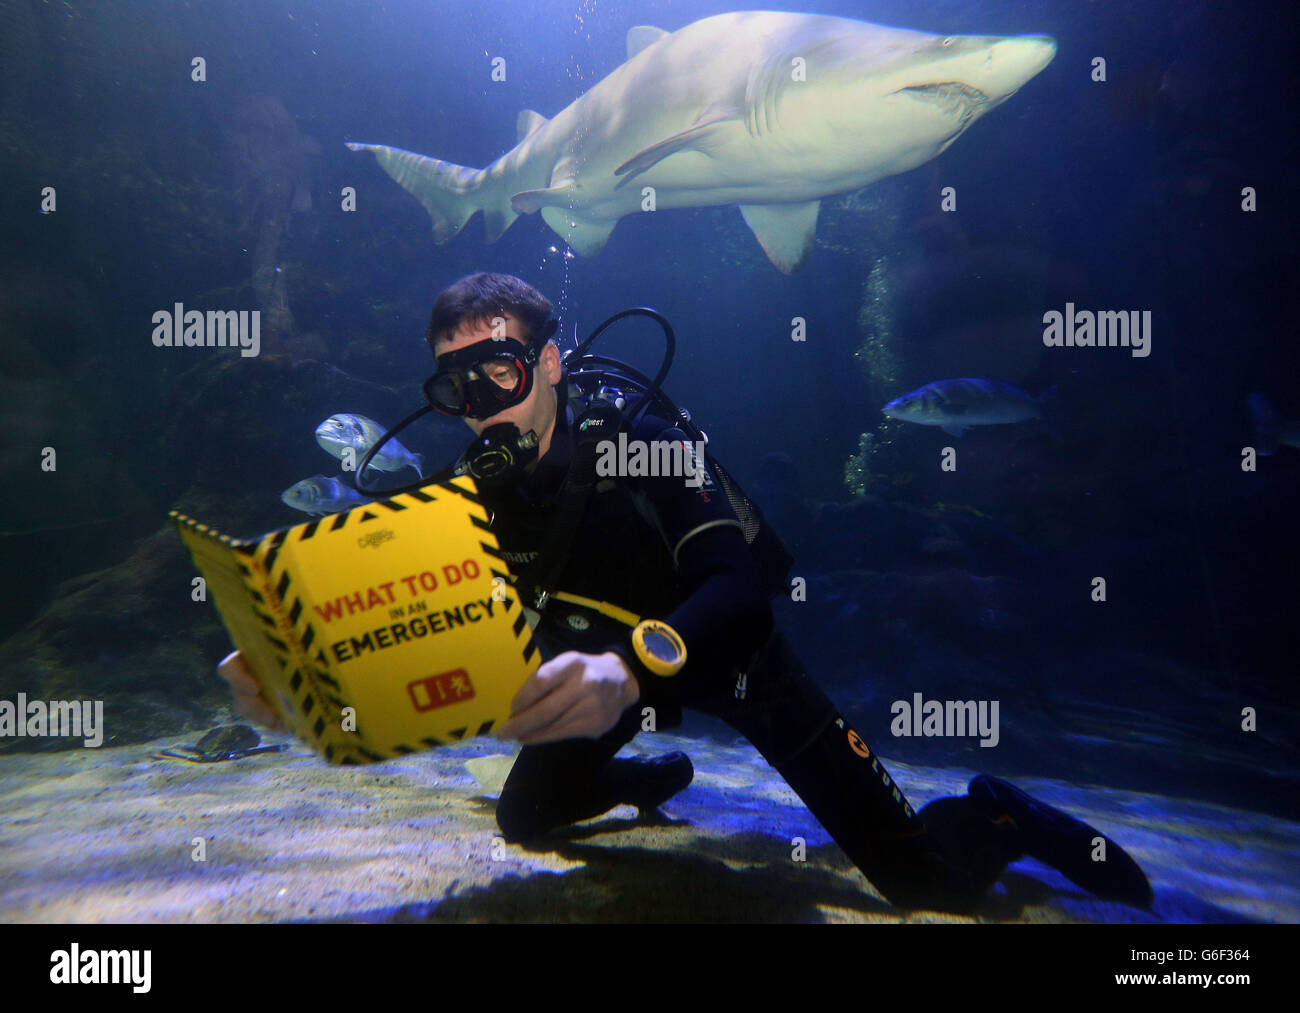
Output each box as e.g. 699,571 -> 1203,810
169,474 -> 537,763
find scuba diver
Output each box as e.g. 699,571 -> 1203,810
220,272 -> 1154,913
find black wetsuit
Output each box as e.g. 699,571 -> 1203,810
478,397 -> 1017,910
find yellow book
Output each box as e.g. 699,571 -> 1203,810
170,475 -> 538,763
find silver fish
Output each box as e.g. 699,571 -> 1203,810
315,413 -> 425,476
280,475 -> 370,516
883,378 -> 1055,437
1248,394 -> 1300,455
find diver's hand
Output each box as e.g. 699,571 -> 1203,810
495,651 -> 640,744
216,650 -> 290,733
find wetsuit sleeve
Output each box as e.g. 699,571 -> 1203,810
604,426 -> 774,718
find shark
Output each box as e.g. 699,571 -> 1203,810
348,10 -> 1057,272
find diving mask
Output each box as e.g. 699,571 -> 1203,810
423,319 -> 558,420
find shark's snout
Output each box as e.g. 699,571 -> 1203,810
892,32 -> 1056,118
986,34 -> 1058,96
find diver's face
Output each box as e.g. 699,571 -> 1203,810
434,312 -> 563,441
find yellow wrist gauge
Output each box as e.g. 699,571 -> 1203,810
632,619 -> 687,676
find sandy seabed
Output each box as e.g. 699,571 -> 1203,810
1,729 -> 1294,924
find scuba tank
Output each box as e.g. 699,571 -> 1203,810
352,307 -> 795,598
559,308 -> 795,599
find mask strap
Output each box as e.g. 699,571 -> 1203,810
535,317 -> 559,346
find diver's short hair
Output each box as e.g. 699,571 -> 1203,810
426,273 -> 552,351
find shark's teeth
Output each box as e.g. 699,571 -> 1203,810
895,81 -> 989,102
893,82 -> 989,126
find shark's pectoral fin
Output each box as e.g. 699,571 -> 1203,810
738,201 -> 821,273
516,109 -> 549,143
613,109 -> 735,182
538,207 -> 616,256
510,180 -> 574,214
626,26 -> 669,60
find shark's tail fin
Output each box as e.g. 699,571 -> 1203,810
346,142 -> 518,243
1249,393 -> 1279,456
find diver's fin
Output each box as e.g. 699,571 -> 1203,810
968,774 -> 1154,908
941,424 -> 966,438
1249,393 -> 1279,456
626,26 -> 669,60
539,207 -> 617,256
347,142 -> 518,244
738,200 -> 821,273
516,109 -> 548,143
613,110 -> 734,178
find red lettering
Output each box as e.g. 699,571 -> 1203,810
378,581 -> 396,602
442,564 -> 462,585
366,587 -> 386,609
314,599 -> 344,623
343,591 -> 364,615
401,575 -> 419,596
419,571 -> 438,592
462,559 -> 480,579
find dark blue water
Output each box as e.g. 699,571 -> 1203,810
1,0 -> 1296,845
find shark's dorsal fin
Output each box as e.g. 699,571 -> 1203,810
738,201 -> 821,273
626,26 -> 669,60
516,109 -> 548,143
613,105 -> 736,181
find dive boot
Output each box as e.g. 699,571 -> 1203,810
606,751 -> 695,813
969,774 -> 1154,908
